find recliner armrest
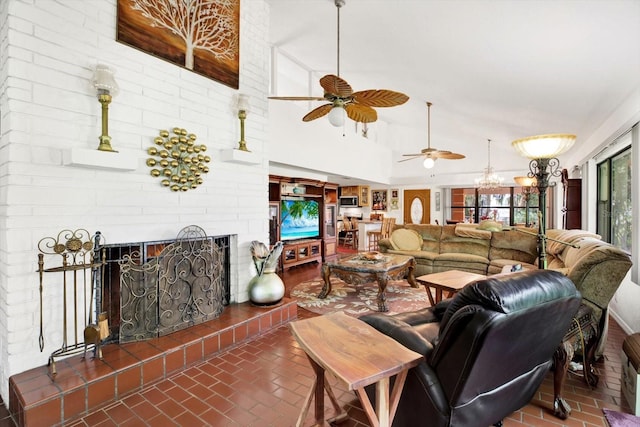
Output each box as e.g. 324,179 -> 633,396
360,313 -> 434,356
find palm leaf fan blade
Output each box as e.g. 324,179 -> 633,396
352,89 -> 409,107
268,96 -> 326,101
319,74 -> 353,97
438,152 -> 465,159
303,104 -> 334,122
345,103 -> 377,123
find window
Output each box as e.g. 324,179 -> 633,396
597,144 -> 631,252
450,186 -> 544,227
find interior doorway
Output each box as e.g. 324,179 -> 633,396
403,189 -> 431,224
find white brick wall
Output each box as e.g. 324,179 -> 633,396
0,0 -> 270,404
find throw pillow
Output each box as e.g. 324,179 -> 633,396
390,229 -> 423,251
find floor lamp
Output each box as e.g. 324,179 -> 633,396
512,134 -> 576,269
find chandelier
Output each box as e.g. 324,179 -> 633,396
475,139 -> 503,189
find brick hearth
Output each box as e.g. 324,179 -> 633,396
8,300 -> 297,427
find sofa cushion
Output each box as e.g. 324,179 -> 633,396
546,229 -> 601,256
389,228 -> 423,251
439,225 -> 490,258
387,249 -> 438,262
405,224 -> 442,252
489,228 -> 538,265
433,253 -> 489,275
478,220 -> 503,232
454,224 -> 492,240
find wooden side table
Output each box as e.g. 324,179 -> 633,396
416,270 -> 486,305
289,311 -> 423,427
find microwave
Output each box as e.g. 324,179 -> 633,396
339,196 -> 358,206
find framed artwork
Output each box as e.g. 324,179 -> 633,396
435,191 -> 441,211
117,0 -> 240,89
372,189 -> 388,211
390,189 -> 399,210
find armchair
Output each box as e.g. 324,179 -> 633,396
360,270 -> 581,427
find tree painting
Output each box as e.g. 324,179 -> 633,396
117,0 -> 240,89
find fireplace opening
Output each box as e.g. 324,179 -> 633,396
100,226 -> 230,343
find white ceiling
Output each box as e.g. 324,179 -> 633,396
266,0 -> 640,183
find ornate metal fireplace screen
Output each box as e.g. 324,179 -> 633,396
118,226 -> 229,343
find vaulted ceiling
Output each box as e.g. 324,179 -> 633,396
266,0 -> 640,184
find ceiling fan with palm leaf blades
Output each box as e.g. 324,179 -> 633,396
269,0 -> 409,127
399,101 -> 466,168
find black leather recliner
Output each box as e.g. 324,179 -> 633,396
360,270 -> 581,427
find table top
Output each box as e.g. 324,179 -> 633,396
289,311 -> 423,390
416,270 -> 486,290
325,253 -> 414,273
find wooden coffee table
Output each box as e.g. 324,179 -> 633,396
289,311 -> 423,427
416,270 -> 486,305
319,253 -> 418,312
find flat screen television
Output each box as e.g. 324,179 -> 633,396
280,199 -> 320,241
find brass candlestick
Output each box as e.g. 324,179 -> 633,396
97,93 -> 116,152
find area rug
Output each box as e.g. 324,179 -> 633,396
603,408 -> 640,427
291,277 -> 431,317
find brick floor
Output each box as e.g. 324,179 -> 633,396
0,261 -> 634,426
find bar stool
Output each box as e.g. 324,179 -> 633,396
343,219 -> 358,249
368,217 -> 395,251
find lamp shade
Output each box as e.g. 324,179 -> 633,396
92,64 -> 119,97
328,106 -> 345,127
514,176 -> 537,187
511,133 -> 576,159
237,94 -> 250,113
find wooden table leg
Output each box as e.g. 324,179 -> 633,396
297,355 -> 347,427
422,284 -> 436,306
318,264 -> 332,299
355,371 -> 409,427
552,341 -> 573,420
435,288 -> 443,303
376,376 -> 390,427
406,259 -> 419,288
375,272 -> 389,312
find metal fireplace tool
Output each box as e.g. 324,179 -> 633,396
37,229 -> 108,378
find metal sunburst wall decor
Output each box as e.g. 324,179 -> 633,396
147,128 -> 210,192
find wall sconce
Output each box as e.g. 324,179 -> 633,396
92,64 -> 119,152
512,133 -> 576,268
236,94 -> 250,152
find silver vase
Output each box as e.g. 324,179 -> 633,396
248,268 -> 285,305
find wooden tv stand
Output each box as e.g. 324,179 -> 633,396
282,239 -> 322,270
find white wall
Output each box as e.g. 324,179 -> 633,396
0,0 -> 270,403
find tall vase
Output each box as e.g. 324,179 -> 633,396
248,268 -> 285,306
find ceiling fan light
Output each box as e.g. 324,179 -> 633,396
328,106 -> 345,127
423,157 -> 435,169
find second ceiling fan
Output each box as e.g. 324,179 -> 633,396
399,102 -> 466,168
269,0 -> 409,126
